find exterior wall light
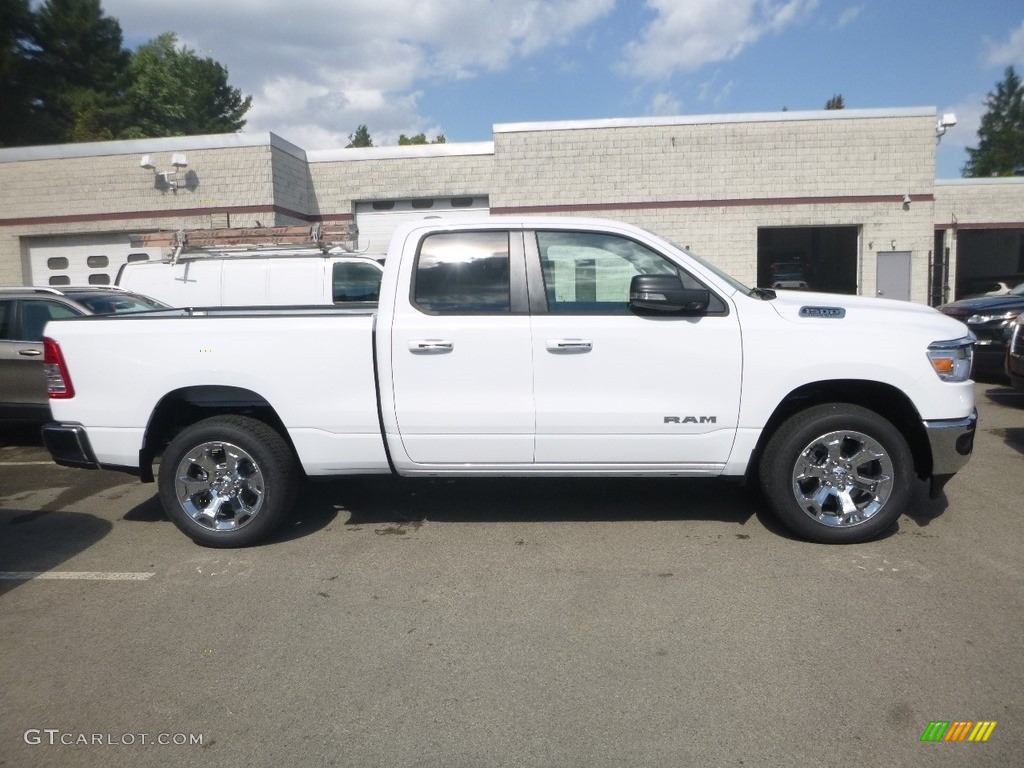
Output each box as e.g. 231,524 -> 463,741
140,153 -> 188,191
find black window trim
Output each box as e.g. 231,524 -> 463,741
524,228 -> 730,317
409,228 -> 529,316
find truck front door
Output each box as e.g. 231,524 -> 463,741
527,229 -> 742,469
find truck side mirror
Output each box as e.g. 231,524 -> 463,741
629,274 -> 710,314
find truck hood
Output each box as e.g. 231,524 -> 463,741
766,289 -> 971,339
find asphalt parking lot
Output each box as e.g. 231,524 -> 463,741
1,382 -> 1022,768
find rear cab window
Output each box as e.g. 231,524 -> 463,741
412,231 -> 512,314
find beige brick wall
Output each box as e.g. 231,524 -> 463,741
307,151 -> 495,216
0,110 -> 993,302
491,112 -> 936,208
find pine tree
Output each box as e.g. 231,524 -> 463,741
963,67 -> 1024,177
28,0 -> 131,142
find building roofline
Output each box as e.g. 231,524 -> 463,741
307,141 -> 495,163
0,131 -> 306,163
936,176 -> 1024,186
494,107 -> 937,134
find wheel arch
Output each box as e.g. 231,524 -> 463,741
748,379 -> 932,483
140,386 -> 298,482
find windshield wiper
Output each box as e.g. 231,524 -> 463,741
749,287 -> 777,300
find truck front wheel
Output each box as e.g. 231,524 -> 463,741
158,415 -> 298,547
759,403 -> 913,544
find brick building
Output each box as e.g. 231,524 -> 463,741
1,106 -> 1022,303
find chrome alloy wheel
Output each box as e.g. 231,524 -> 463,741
790,429 -> 894,528
174,441 -> 266,531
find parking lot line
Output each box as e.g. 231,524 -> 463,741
0,461 -> 57,466
0,571 -> 155,581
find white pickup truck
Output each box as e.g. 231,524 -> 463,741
40,217 -> 977,547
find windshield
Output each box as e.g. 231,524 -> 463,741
1010,282 -> 1024,297
65,292 -> 170,314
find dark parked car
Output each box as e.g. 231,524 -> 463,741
939,281 -> 1024,374
1007,312 -> 1024,390
0,286 -> 168,423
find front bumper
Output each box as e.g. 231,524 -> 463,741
923,409 -> 978,497
42,422 -> 100,470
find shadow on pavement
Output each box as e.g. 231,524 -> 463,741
0,508 -> 112,597
298,475 -> 762,530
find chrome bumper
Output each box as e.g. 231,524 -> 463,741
923,409 -> 977,496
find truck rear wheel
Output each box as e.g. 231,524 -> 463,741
158,415 -> 298,547
759,403 -> 913,544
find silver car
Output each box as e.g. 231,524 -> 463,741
0,286 -> 168,423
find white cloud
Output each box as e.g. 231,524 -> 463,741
984,19 -> 1024,68
620,0 -> 819,78
698,71 -> 736,106
649,91 -> 683,115
834,4 -> 864,30
103,0 -> 614,147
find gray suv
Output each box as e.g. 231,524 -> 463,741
0,286 -> 168,423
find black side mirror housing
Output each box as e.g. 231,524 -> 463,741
629,274 -> 710,314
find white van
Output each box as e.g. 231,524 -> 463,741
116,251 -> 385,308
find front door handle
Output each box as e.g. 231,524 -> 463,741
546,339 -> 593,353
409,339 -> 454,354
18,349 -> 42,357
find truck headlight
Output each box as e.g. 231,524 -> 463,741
927,336 -> 975,382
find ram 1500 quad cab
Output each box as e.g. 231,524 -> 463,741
40,217 -> 977,546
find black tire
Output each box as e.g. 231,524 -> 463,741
758,403 -> 913,544
158,415 -> 298,547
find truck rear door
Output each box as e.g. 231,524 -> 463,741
386,228 -> 535,464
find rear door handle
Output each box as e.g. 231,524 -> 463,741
18,349 -> 42,357
409,339 -> 454,354
546,339 -> 593,353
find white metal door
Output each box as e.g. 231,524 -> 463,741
27,234 -> 160,287
876,251 -> 912,301
354,197 -> 489,254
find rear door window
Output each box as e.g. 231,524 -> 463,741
412,231 -> 511,313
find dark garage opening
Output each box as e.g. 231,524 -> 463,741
757,226 -> 859,294
953,228 -> 1024,299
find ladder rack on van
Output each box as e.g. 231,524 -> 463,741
132,223 -> 362,264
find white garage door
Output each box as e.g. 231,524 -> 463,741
354,196 -> 490,254
27,234 -> 162,287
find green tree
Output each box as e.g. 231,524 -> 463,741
963,66 -> 1024,177
122,32 -> 251,138
825,94 -> 845,110
346,124 -> 373,147
0,0 -> 35,146
28,0 -> 131,142
398,132 -> 447,145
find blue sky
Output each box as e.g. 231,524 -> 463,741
103,1 -> 1024,178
